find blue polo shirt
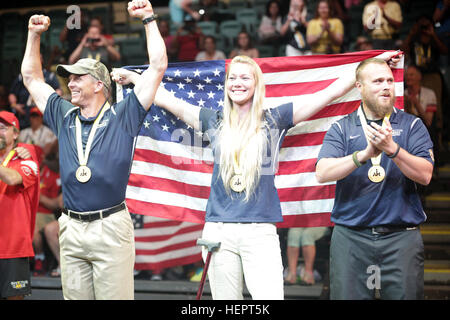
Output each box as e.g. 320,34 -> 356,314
317,107 -> 434,227
44,91 -> 147,212
199,103 -> 293,223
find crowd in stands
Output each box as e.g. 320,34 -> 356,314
0,0 -> 448,284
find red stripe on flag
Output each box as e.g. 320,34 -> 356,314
128,174 -> 211,199
282,131 -> 327,148
135,240 -> 200,256
133,148 -> 214,174
126,198 -> 205,224
134,254 -> 202,271
135,224 -> 204,242
276,212 -> 333,228
277,184 -> 336,202
266,79 -> 337,97
277,159 -> 318,175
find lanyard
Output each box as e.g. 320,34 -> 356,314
75,102 -> 110,167
1,150 -> 16,167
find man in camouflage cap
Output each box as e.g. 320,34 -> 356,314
20,0 -> 167,300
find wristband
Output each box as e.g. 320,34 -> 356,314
352,151 -> 366,168
387,143 -> 400,159
142,14 -> 158,25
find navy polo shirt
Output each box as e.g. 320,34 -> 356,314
199,103 -> 293,223
44,91 -> 147,212
317,107 -> 434,227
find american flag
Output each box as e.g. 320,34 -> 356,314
118,51 -> 404,270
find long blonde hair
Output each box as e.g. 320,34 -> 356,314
217,55 -> 269,201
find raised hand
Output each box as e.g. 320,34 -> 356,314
28,15 -> 51,35
127,0 -> 154,19
110,68 -> 140,86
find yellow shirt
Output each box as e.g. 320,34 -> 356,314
306,18 -> 344,54
362,1 -> 402,39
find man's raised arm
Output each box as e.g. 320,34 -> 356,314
127,0 -> 168,110
21,15 -> 56,114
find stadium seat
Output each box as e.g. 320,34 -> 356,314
219,20 -> 244,47
256,44 -> 274,58
235,9 -> 259,36
118,37 -> 146,66
197,21 -> 218,36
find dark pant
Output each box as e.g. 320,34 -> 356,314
330,225 -> 424,300
0,257 -> 31,298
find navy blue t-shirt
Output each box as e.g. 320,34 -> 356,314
317,107 -> 434,227
199,103 -> 294,223
44,91 -> 147,211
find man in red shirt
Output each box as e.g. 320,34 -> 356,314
0,111 -> 40,300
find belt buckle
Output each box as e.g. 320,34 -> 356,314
371,227 -> 381,235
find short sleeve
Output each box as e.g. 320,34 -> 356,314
317,121 -> 346,161
111,89 -> 147,137
268,102 -> 294,131
407,117 -> 434,164
43,92 -> 76,136
12,159 -> 39,189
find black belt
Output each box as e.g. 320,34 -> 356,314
62,202 -> 126,222
345,225 -> 418,235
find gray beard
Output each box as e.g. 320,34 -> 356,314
0,137 -> 6,151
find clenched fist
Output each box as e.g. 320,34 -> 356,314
128,0 -> 154,20
28,15 -> 51,34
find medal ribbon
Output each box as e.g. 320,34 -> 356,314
357,106 -> 391,167
1,150 -> 16,167
75,102 -> 110,167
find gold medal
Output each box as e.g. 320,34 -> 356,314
76,165 -> 91,183
368,165 -> 385,183
230,174 -> 245,193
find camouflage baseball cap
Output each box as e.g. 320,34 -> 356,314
56,58 -> 111,91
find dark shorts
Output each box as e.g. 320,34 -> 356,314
0,257 -> 32,298
330,225 -> 424,300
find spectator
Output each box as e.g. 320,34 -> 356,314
172,19 -> 204,61
195,35 -> 226,61
280,0 -> 311,56
355,35 -> 374,51
170,0 -> 202,27
228,31 -> 260,59
362,0 -> 402,50
9,54 -> 62,130
159,19 -> 178,62
258,0 -> 284,45
59,10 -> 89,61
18,107 -> 57,157
68,25 -> 121,68
306,0 -> 344,54
433,0 -> 450,56
404,64 -> 440,167
0,111 -> 40,300
41,193 -> 63,278
32,149 -> 61,276
402,16 -> 448,151
0,86 -> 9,112
89,16 -> 115,47
285,227 -> 329,285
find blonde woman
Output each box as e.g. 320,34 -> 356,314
112,52 -> 400,300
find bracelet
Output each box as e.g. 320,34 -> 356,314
352,151 -> 366,168
387,143 -> 401,159
142,14 -> 158,25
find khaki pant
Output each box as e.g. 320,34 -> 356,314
58,206 -> 135,300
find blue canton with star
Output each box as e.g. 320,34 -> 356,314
122,60 -> 225,147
